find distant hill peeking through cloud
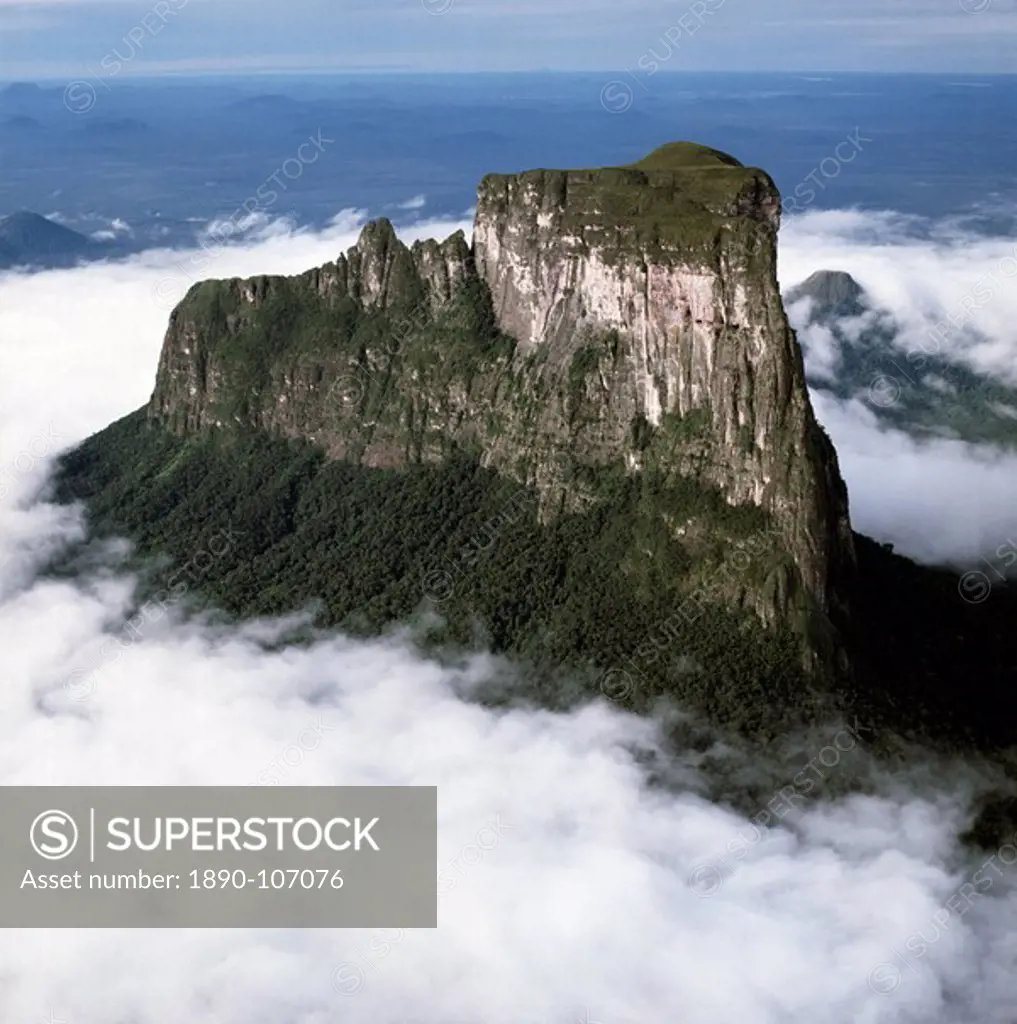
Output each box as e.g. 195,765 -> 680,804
786,269 -> 1017,451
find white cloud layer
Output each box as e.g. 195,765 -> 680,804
2,208 -> 1017,1022
811,393 -> 1017,565
779,207 -> 1017,564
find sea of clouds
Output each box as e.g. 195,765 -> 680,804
1,207 -> 1016,1023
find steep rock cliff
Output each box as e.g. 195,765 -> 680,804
149,142 -> 854,663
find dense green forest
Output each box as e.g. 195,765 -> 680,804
52,410 -> 1017,761
54,410 -> 824,739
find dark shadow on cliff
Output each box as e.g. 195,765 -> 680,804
840,534 -> 1017,753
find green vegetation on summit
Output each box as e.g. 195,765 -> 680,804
476,141 -> 775,264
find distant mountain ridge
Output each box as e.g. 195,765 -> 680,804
0,210 -> 98,269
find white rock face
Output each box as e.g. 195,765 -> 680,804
475,190 -> 765,463
473,171 -> 854,622
474,189 -> 758,430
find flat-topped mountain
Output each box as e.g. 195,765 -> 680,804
149,142 -> 853,666
55,142 -> 1017,754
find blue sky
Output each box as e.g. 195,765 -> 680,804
1,0 -> 1015,79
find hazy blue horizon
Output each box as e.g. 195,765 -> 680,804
3,0 -> 1015,79
6,69 -> 1017,82
3,71 -> 1015,243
